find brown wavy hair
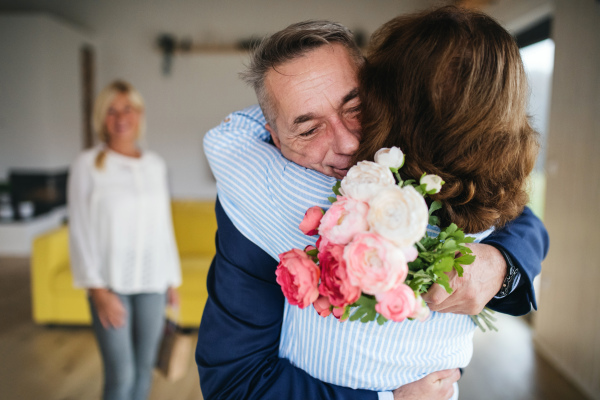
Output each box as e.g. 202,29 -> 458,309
353,6 -> 539,233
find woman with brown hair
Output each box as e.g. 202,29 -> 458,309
274,6 -> 540,399
356,5 -> 539,234
68,80 -> 181,400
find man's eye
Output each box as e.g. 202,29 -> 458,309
299,128 -> 317,137
345,106 -> 361,118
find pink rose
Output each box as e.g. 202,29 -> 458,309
409,294 -> 431,322
276,249 -> 320,308
313,295 -> 332,317
299,206 -> 325,236
344,232 -> 408,295
375,284 -> 417,322
332,306 -> 348,321
319,196 -> 369,245
318,244 -> 361,307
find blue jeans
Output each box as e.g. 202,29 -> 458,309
89,292 -> 166,400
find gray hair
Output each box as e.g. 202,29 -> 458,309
240,20 -> 364,130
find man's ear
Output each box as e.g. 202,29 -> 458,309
265,123 -> 281,149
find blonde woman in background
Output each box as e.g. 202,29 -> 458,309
68,80 -> 181,400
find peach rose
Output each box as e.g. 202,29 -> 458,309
318,196 -> 369,245
375,284 -> 417,322
299,206 -> 325,236
276,249 -> 320,308
368,185 -> 428,248
318,243 -> 361,307
343,232 -> 408,295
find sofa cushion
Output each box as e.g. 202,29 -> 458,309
179,255 -> 212,297
171,201 -> 217,256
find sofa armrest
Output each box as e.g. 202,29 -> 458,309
31,225 -> 70,323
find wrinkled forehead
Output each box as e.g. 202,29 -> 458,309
265,44 -> 360,129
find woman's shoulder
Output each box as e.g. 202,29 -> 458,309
71,146 -> 102,169
142,149 -> 166,166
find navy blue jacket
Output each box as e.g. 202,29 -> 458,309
196,198 -> 549,399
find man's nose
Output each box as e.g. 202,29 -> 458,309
331,118 -> 360,156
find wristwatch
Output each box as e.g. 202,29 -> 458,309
495,247 -> 520,298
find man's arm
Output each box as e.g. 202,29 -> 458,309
204,105 -> 337,259
196,198 -> 378,400
422,207 -> 549,316
482,206 -> 549,315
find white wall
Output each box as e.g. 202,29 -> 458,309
0,0 -> 436,198
533,1 -> 600,399
0,14 -> 91,179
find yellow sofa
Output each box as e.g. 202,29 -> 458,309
31,200 -> 217,328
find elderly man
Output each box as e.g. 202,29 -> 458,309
197,21 -> 548,400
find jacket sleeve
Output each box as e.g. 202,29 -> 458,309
482,206 -> 550,316
196,198 -> 377,400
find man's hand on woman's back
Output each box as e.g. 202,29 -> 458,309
393,369 -> 460,400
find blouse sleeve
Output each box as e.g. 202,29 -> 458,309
67,153 -> 105,288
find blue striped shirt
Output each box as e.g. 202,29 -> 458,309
204,104 -> 489,399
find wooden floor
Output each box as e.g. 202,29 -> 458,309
0,257 -> 590,400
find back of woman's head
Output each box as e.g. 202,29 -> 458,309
354,5 -> 539,233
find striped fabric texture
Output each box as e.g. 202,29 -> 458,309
204,104 -> 486,397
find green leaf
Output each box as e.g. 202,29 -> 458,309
306,249 -> 319,257
429,200 -> 442,216
341,306 -> 351,321
453,262 -> 464,277
349,307 -> 368,322
455,254 -> 475,265
328,196 -> 337,204
429,215 -> 440,226
403,179 -> 416,187
441,239 -> 457,251
444,223 -> 458,235
434,256 -> 454,273
376,315 -> 388,325
435,274 -> 453,294
332,180 -> 342,196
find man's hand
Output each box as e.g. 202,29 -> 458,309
392,369 -> 460,400
422,243 -> 506,314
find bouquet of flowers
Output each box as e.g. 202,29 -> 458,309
276,147 -> 497,331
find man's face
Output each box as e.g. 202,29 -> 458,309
264,44 -> 361,179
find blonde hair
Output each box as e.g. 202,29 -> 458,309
93,80 -> 146,169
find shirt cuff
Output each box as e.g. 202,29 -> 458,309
378,391 -> 394,400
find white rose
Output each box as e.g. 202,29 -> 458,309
340,161 -> 396,202
367,185 -> 429,248
420,174 -> 444,194
374,147 -> 405,171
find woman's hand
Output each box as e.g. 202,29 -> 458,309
392,369 -> 460,400
167,286 -> 180,308
89,288 -> 127,329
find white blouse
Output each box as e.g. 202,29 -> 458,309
68,146 -> 181,294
